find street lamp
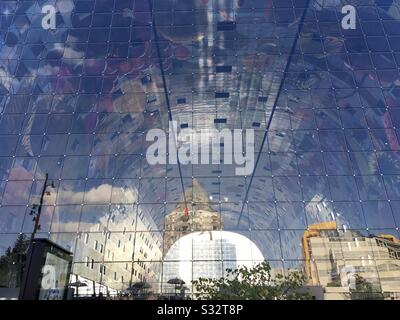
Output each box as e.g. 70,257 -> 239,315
20,173 -> 55,299
29,173 -> 55,242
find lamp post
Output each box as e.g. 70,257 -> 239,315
19,173 -> 55,299
29,173 -> 55,241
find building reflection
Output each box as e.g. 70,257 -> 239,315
303,222 -> 400,300
162,179 -> 263,297
164,179 -> 223,252
52,204 -> 163,297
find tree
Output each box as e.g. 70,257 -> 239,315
350,274 -> 384,300
192,262 -> 312,300
0,234 -> 30,288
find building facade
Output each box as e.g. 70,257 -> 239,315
303,222 -> 400,299
163,179 -> 223,252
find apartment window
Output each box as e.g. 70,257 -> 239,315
84,233 -> 89,244
99,264 -> 106,275
94,240 -> 98,251
91,259 -> 94,269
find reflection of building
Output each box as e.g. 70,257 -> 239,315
163,179 -> 223,253
53,206 -> 162,296
162,180 -> 263,295
303,222 -> 400,300
162,231 -> 264,294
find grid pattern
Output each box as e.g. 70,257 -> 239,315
0,0 -> 400,298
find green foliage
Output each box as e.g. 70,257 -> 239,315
0,234 -> 30,288
350,274 -> 384,300
192,262 -> 312,300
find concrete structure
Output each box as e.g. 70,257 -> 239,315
303,222 -> 400,300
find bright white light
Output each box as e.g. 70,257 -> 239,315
163,231 -> 264,291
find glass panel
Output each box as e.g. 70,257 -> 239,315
0,0 -> 399,300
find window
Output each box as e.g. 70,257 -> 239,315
84,233 -> 89,244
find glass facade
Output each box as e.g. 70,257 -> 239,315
0,0 -> 400,300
